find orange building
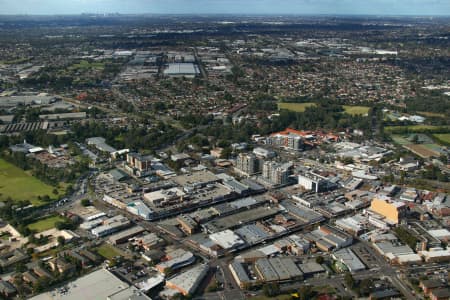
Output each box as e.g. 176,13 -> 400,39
370,196 -> 406,224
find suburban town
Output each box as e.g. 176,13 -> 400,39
0,6 -> 449,300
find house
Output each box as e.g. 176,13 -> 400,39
33,265 -> 53,279
22,271 -> 39,285
49,257 -> 75,274
0,280 -> 17,298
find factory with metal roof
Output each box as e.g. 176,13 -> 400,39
29,268 -> 151,300
332,248 -> 366,272
254,257 -> 303,283
163,63 -> 200,78
165,264 -> 209,296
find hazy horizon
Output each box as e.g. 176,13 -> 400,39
1,0 -> 450,16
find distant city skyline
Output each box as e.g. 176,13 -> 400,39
1,0 -> 450,16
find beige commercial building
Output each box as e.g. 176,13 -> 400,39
370,196 -> 406,224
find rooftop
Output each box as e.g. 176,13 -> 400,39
29,268 -> 131,300
209,229 -> 245,250
163,63 -> 200,76
166,264 -> 209,295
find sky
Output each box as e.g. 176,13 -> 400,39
1,0 -> 450,16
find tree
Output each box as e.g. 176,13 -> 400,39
57,236 -> 65,246
220,147 -> 232,159
315,256 -> 324,264
344,272 -> 355,289
262,283 -> 280,297
358,278 -> 372,296
298,285 -> 313,300
15,262 -> 27,273
206,280 -> 220,292
81,199 -> 90,207
163,267 -> 173,277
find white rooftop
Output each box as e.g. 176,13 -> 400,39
29,269 -> 130,300
164,63 -> 199,76
428,229 -> 450,240
209,229 -> 245,250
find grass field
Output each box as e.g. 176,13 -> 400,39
27,215 -> 66,232
418,111 -> 447,118
385,125 -> 449,133
391,135 -> 411,145
342,105 -> 370,115
249,294 -> 294,300
277,102 -> 316,112
95,243 -> 121,260
0,159 -> 64,206
433,134 -> 450,145
278,103 -> 370,116
69,60 -> 105,71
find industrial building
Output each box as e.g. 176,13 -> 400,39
372,241 -> 422,265
281,200 -> 325,224
165,264 -> 209,296
127,201 -> 154,220
29,268 -> 150,300
91,215 -> 131,237
86,137 -> 117,154
209,229 -> 246,250
39,112 -> 86,121
156,249 -> 195,273
133,232 -> 165,251
298,261 -> 326,276
176,214 -> 198,234
305,225 -> 353,252
419,248 -> 450,263
163,63 -> 200,78
108,226 -> 146,245
332,248 -> 366,272
0,95 -> 56,108
335,215 -> 366,236
229,261 -> 256,288
254,257 -> 303,283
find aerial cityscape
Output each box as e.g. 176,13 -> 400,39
0,1 -> 449,300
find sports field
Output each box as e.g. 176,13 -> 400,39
433,134 -> 450,145
403,144 -> 441,159
277,102 -> 316,112
342,105 -> 370,115
0,159 -> 63,206
27,215 -> 66,232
